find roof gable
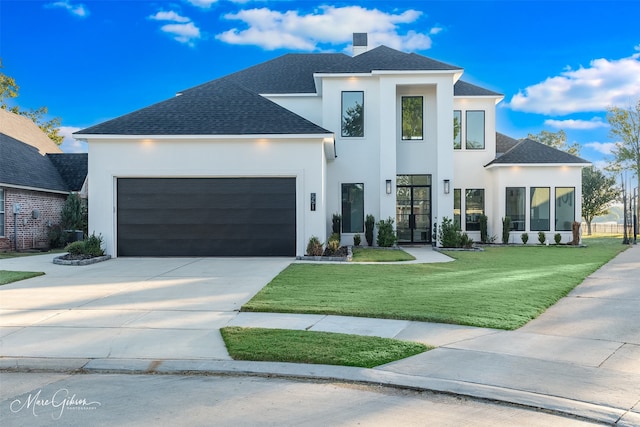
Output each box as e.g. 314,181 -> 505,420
486,138 -> 590,166
0,109 -> 62,154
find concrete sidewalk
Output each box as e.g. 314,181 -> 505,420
1,246 -> 639,425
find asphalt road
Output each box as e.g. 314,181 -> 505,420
0,372 -> 600,426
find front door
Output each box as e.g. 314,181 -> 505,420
396,175 -> 432,244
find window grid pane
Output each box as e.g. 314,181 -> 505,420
341,91 -> 364,137
453,110 -> 461,149
506,187 -> 525,231
465,189 -> 484,231
465,111 -> 485,149
453,188 -> 461,227
555,187 -> 575,231
402,96 -> 423,140
342,183 -> 364,233
0,188 -> 4,236
530,187 -> 550,231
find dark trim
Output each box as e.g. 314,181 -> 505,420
401,96 -> 424,141
506,187 -> 526,231
453,110 -> 462,150
341,91 -> 364,138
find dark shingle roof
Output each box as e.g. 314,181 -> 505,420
47,153 -> 88,191
496,132 -> 520,155
0,133 -> 70,192
322,46 -> 461,73
486,138 -> 590,166
454,80 -> 502,97
77,78 -> 332,136
76,45 -> 463,137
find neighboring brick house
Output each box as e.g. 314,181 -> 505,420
0,110 -> 87,251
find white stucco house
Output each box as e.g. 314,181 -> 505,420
74,33 -> 589,258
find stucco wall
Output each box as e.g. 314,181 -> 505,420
88,137 -> 328,257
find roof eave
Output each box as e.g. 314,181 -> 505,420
0,182 -> 71,195
485,162 -> 592,169
73,133 -> 335,142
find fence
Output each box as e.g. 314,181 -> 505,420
582,222 -> 636,234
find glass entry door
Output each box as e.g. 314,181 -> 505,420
396,175 -> 432,244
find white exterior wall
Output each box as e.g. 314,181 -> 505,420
452,97 -> 499,239
87,137 -> 328,257
266,95 -> 323,126
488,165 -> 585,244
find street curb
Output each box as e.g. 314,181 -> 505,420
0,357 -> 627,425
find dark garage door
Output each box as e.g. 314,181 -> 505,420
117,178 -> 296,256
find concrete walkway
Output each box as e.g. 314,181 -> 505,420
1,246 -> 639,425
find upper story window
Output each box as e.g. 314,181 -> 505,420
453,110 -> 461,149
402,96 -> 423,140
341,91 -> 364,137
465,110 -> 485,149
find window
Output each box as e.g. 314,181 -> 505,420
506,187 -> 525,231
453,110 -> 461,149
402,96 -> 423,140
465,110 -> 485,149
530,187 -> 550,231
0,188 -> 4,236
465,189 -> 484,231
342,183 -> 364,233
341,91 -> 364,137
453,188 -> 461,227
555,187 -> 575,231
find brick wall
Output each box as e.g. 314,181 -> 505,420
0,188 -> 67,251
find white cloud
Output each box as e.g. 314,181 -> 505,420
185,0 -> 219,8
216,6 -> 436,51
544,117 -> 609,130
58,126 -> 87,153
584,142 -> 617,155
46,1 -> 89,18
149,11 -> 191,23
508,50 -> 640,115
148,10 -> 201,45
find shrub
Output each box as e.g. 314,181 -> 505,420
332,213 -> 341,237
376,217 -> 397,247
353,233 -> 361,246
84,233 -> 105,257
479,215 -> 488,243
48,224 -> 69,249
459,232 -> 474,249
61,193 -> 84,231
306,236 -> 323,256
538,231 -> 546,245
365,214 -> 375,246
502,216 -> 511,245
325,239 -> 341,255
554,233 -> 562,245
438,217 -> 461,248
521,232 -> 529,245
65,241 -> 86,255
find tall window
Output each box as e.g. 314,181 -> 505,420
0,188 -> 4,236
342,183 -> 364,233
465,189 -> 484,231
555,187 -> 575,231
402,96 -> 423,140
453,188 -> 461,226
341,91 -> 364,137
453,110 -> 461,149
466,110 -> 485,149
506,187 -> 525,231
530,187 -> 550,231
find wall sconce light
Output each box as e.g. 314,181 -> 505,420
443,179 -> 450,194
386,179 -> 392,194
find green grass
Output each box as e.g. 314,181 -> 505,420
0,270 -> 45,285
220,327 -> 430,368
243,236 -> 628,330
0,249 -> 64,259
351,248 -> 416,262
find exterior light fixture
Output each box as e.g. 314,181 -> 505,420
443,179 -> 450,194
386,179 -> 392,194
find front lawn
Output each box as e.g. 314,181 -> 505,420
243,237 -> 628,330
351,247 -> 416,262
0,270 -> 45,285
220,327 -> 429,368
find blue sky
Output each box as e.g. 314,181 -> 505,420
1,0 -> 639,167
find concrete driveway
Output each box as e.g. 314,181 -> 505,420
0,254 -> 292,360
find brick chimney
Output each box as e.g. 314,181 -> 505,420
353,33 -> 368,56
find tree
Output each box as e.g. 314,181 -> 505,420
582,166 -> 619,235
341,102 -> 363,137
608,99 -> 640,204
0,58 -> 63,145
527,129 -> 581,156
